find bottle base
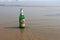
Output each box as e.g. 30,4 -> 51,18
19,27 -> 25,29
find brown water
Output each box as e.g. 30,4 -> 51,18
0,7 -> 60,40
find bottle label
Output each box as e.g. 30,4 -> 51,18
21,19 -> 25,27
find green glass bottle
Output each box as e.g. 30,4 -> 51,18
19,8 -> 25,29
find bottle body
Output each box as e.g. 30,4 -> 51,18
19,8 -> 25,28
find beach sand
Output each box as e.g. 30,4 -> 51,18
0,19 -> 60,40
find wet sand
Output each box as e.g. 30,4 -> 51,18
0,19 -> 60,40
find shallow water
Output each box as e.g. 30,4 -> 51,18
0,6 -> 60,40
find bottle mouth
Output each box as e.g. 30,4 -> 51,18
20,8 -> 23,12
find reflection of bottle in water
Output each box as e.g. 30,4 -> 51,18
19,8 -> 25,29
20,29 -> 25,40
